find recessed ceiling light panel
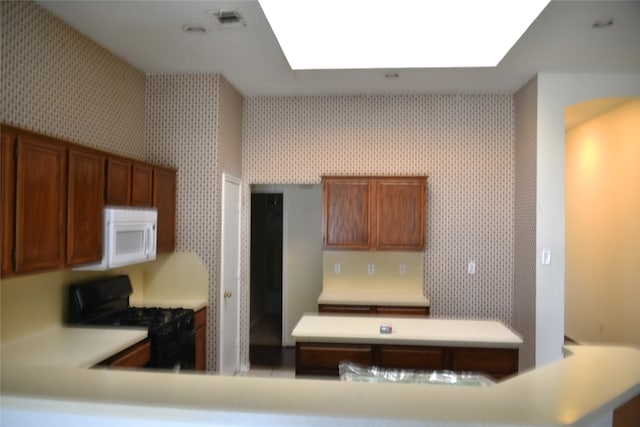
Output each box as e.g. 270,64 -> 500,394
258,0 -> 550,70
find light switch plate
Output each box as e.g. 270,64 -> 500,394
468,261 -> 476,274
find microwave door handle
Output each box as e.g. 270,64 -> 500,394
147,225 -> 156,257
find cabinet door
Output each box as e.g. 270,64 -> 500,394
131,162 -> 153,207
105,157 -> 132,205
376,345 -> 444,370
67,148 -> 105,265
195,308 -> 207,371
375,178 -> 426,250
296,343 -> 372,376
153,166 -> 176,253
1,127 -> 17,276
96,340 -> 151,368
322,177 -> 373,249
15,134 -> 67,273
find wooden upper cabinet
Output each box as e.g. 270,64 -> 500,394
1,125 -> 178,277
322,176 -> 427,251
67,148 -> 105,266
1,127 -> 17,276
14,132 -> 67,273
375,178 -> 426,251
322,177 -> 373,249
131,162 -> 153,207
107,159 -> 157,209
153,166 -> 177,253
105,157 -> 132,205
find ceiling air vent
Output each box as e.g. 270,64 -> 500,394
209,9 -> 245,28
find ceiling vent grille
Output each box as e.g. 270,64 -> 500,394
209,9 -> 245,28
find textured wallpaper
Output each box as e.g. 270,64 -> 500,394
146,74 -> 222,371
242,94 -> 516,366
0,1 -> 145,159
3,0 -> 531,373
513,77 -> 538,370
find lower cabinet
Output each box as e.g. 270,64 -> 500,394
295,342 -> 518,380
318,304 -> 429,316
195,307 -> 207,371
296,343 -> 372,377
95,339 -> 151,368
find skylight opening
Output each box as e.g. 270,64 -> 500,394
258,0 -> 550,70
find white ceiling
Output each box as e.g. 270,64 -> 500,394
38,0 -> 640,97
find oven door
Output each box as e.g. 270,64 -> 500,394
150,330 -> 196,371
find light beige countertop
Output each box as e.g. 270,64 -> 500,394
318,289 -> 429,306
1,325 -> 148,369
1,337 -> 639,427
292,314 -> 522,348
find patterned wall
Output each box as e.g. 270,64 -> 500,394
242,94 -> 515,366
0,1 -> 145,159
146,74 -> 221,371
513,78 -> 538,370
2,1 -> 529,373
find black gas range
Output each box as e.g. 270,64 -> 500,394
68,275 -> 195,370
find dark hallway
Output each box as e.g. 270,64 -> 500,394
250,193 -> 285,367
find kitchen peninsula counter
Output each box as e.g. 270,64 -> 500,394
1,320 -> 639,427
2,341 -> 639,427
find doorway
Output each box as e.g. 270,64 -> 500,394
249,192 -> 287,366
564,97 -> 639,346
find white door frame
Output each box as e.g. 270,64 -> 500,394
218,173 -> 241,374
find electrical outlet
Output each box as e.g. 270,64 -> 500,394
334,262 -> 341,274
368,264 -> 375,275
399,264 -> 406,276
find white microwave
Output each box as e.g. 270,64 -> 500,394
75,207 -> 157,271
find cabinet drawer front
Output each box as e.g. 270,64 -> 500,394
297,343 -> 372,369
318,304 -> 374,315
451,348 -> 518,375
377,346 -> 444,370
375,306 -> 429,316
